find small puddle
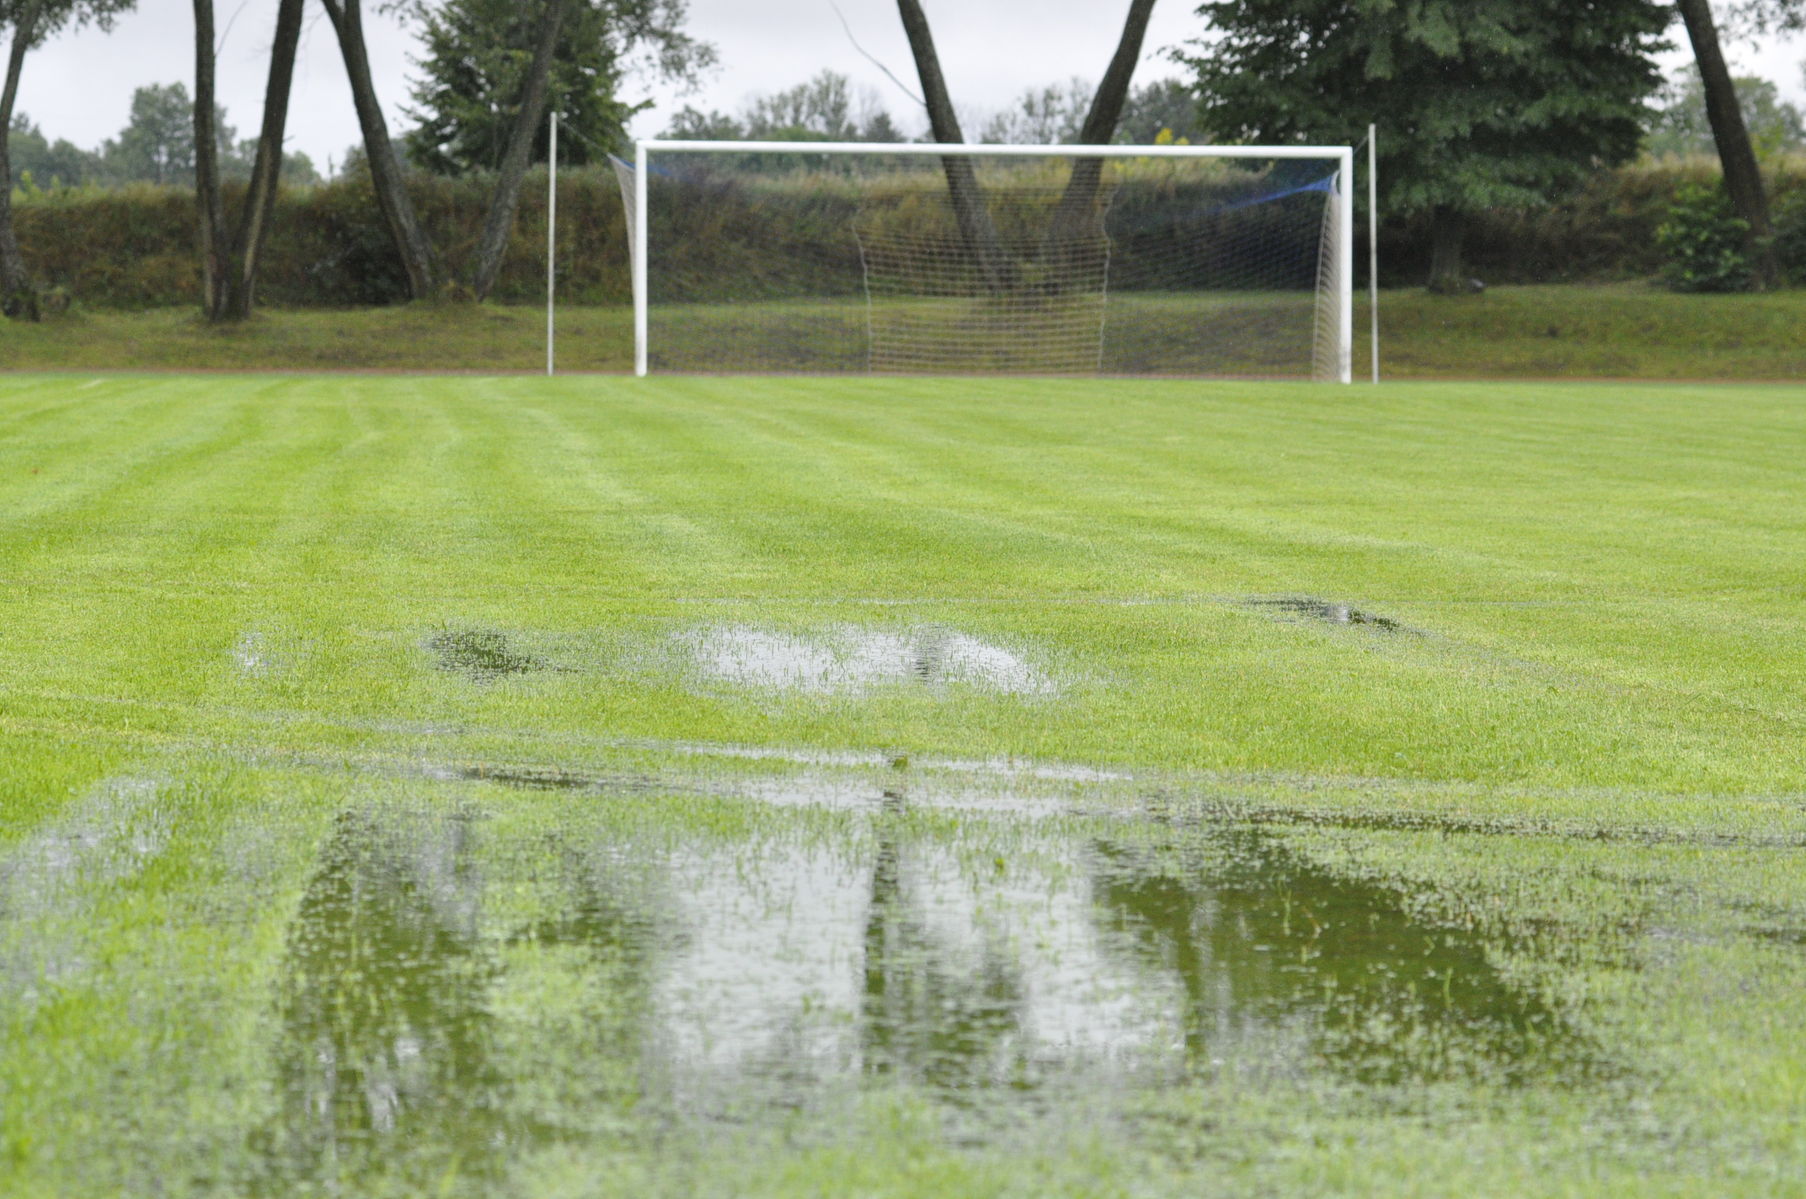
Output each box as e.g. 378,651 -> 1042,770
252,790 -> 1601,1187
1246,597 -> 1406,632
427,629 -> 542,682
675,624 -> 1057,695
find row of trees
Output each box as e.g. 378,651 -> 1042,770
9,84 -> 321,189
15,59 -> 1797,195
1183,0 -> 1806,290
659,73 -> 1204,147
0,0 -> 712,318
3,0 -> 1805,318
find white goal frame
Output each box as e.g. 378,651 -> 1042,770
628,139 -> 1356,383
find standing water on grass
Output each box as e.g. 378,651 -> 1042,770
237,783 -> 1597,1193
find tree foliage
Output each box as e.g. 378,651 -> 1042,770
1181,0 -> 1669,215
979,78 -> 1091,145
971,77 -> 1203,147
5,89 -> 315,189
1113,78 -> 1204,145
1728,0 -> 1806,33
1177,0 -> 1670,286
1645,68 -> 1806,159
109,80 -> 193,183
404,0 -> 715,172
8,112 -> 94,186
661,70 -> 902,142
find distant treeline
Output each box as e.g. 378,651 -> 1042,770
11,160 -> 1805,310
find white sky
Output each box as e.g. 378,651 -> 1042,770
16,0 -> 1806,172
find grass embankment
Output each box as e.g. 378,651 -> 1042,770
2,283 -> 1803,377
2,376 -> 1805,1195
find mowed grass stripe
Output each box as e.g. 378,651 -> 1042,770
0,374 -> 1802,793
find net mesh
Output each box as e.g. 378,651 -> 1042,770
616,148 -> 1344,379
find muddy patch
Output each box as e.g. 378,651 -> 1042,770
1246,597 -> 1408,632
675,624 -> 1058,696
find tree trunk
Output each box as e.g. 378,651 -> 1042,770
1048,0 -> 1157,244
895,0 -> 1015,292
193,0 -> 228,320
192,0 -> 304,321
0,3 -> 43,320
1426,206 -> 1466,293
1677,0 -> 1776,289
221,0 -> 305,319
321,0 -> 440,299
470,0 -> 569,301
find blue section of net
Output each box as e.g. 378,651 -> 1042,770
608,153 -> 681,179
1206,171 -> 1339,216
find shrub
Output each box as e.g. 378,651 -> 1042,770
1774,188 -> 1806,286
1656,183 -> 1752,292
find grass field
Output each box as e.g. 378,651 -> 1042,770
3,373 -> 1805,1196
4,283 -> 1806,377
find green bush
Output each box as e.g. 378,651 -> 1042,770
1775,188 -> 1806,285
1656,182 -> 1751,292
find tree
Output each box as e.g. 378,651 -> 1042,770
404,0 -> 714,172
1113,78 -> 1202,144
1645,68 -> 1806,158
92,82 -> 266,185
193,0 -> 304,321
2,0 -> 136,318
661,71 -> 901,141
1179,0 -> 1670,292
375,0 -> 713,301
320,0 -> 439,298
975,75 -> 1202,147
8,112 -> 99,186
1675,0 -> 1777,288
743,70 -> 902,141
893,0 -> 1158,290
108,81 -> 192,183
893,0 -> 1012,289
979,78 -> 1091,145
465,0 -> 570,301
1046,0 -> 1158,242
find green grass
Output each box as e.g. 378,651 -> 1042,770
4,282 -> 1805,376
3,373 -> 1805,1195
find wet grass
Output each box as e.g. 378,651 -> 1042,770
2,373 -> 1805,1194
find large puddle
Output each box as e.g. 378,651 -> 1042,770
252,787 -> 1598,1188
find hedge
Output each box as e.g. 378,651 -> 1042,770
10,158 -> 1805,309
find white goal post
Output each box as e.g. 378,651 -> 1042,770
617,139 -> 1355,382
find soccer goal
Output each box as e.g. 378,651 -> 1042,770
612,140 -> 1354,381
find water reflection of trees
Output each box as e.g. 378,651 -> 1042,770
250,798 -> 1603,1190
861,790 -> 1029,1093
1090,826 -> 1599,1086
255,811 -> 657,1193
254,806 -> 504,1193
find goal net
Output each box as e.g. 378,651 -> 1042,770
613,141 -> 1352,381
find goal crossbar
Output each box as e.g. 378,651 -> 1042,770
627,140 -> 1357,382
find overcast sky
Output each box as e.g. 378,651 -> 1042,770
16,0 -> 1806,172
